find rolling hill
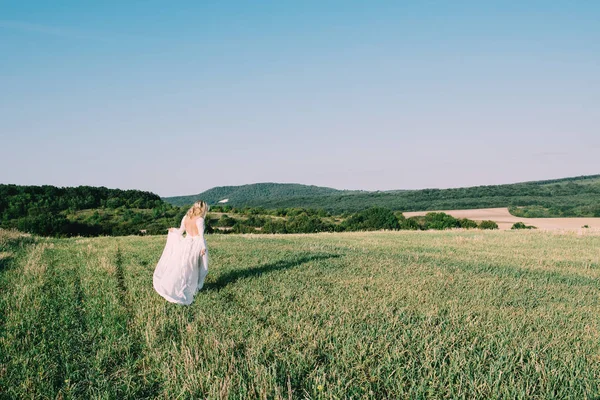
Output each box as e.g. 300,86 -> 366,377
163,182 -> 362,207
163,174 -> 600,216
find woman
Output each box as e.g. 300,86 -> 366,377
153,200 -> 209,305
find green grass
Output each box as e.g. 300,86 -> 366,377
1,229 -> 599,399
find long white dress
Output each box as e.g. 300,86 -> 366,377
153,216 -> 209,305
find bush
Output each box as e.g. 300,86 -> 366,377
238,207 -> 266,216
262,220 -> 287,234
511,222 -> 536,230
212,205 -> 234,213
232,222 -> 256,234
458,218 -> 478,229
285,215 -> 335,233
15,214 -> 71,236
244,215 -> 266,227
401,217 -> 422,230
423,212 -> 460,230
317,209 -> 330,218
204,218 -> 215,234
333,224 -> 346,232
342,207 -> 401,231
479,220 -> 499,230
215,215 -> 236,227
106,198 -> 124,209
286,208 -> 308,217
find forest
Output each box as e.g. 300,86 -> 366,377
165,182 -> 354,207
0,185 -> 181,236
164,175 -> 600,217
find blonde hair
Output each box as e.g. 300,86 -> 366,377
186,200 -> 209,219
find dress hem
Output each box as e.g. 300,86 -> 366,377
154,285 -> 193,305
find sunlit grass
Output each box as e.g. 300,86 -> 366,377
1,230 -> 599,398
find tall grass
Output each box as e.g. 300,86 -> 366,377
1,230 -> 599,398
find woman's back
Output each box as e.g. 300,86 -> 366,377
184,216 -> 201,237
153,200 -> 209,305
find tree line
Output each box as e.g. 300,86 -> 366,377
210,207 -> 499,234
0,184 -> 174,236
1,184 -> 503,237
180,176 -> 600,217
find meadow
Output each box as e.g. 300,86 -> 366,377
1,229 -> 599,399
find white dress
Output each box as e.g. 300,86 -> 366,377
153,216 -> 209,305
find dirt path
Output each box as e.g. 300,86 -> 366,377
403,207 -> 600,231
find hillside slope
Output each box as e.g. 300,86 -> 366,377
164,175 -> 600,216
163,182 -> 358,207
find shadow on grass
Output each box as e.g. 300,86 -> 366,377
114,248 -> 128,305
204,253 -> 341,291
0,235 -> 35,274
0,254 -> 13,273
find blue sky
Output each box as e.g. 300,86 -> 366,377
1,1 -> 598,196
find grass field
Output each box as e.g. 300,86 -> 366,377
1,229 -> 599,399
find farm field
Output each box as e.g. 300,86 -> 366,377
404,207 -> 600,230
1,229 -> 600,398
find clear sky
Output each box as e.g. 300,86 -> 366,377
1,1 -> 599,196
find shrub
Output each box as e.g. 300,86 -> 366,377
479,220 -> 499,230
458,218 -> 478,229
423,212 -> 460,230
15,215 -> 70,236
333,224 -> 346,232
216,215 -> 236,227
401,217 -> 422,230
511,222 -> 536,230
287,208 -> 308,217
232,222 -> 256,234
285,215 -> 335,233
342,207 -> 401,231
262,220 -> 287,234
317,209 -> 329,218
106,198 -> 124,209
244,215 -> 266,227
204,218 -> 215,234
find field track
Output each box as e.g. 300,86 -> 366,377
404,207 -> 600,231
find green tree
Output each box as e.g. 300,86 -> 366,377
479,220 -> 499,230
423,212 -> 460,230
342,207 -> 400,231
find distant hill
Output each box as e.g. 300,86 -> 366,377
164,175 -> 600,217
163,183 -> 361,207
